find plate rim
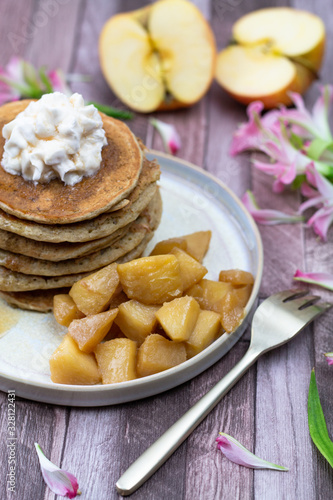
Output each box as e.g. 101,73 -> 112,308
0,151 -> 263,405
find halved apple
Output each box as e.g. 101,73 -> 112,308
215,8 -> 325,108
99,0 -> 216,112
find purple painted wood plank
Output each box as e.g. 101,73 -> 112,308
251,168 -> 304,297
0,0 -> 34,63
184,341 -> 255,500
255,328 -> 316,500
294,0 -> 333,497
25,0 -> 82,70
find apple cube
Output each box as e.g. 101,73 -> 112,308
170,247 -> 207,291
149,237 -> 187,256
187,279 -> 232,314
115,300 -> 159,345
69,263 -> 120,316
156,296 -> 200,342
49,335 -> 101,385
94,338 -> 137,384
220,285 -> 252,333
117,255 -> 183,304
137,334 -> 187,377
219,269 -> 254,287
53,294 -> 85,327
68,308 -> 118,353
186,310 -> 221,358
183,231 -> 211,262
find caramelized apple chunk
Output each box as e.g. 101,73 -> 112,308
186,310 -> 222,358
219,269 -> 254,287
94,338 -> 137,384
149,237 -> 187,256
220,285 -> 253,333
170,247 -> 207,291
53,294 -> 85,327
68,308 -> 118,353
115,300 -> 159,345
137,334 -> 187,377
155,296 -> 200,342
117,255 -> 183,304
183,230 -> 211,262
69,262 -> 120,315
49,335 -> 101,385
187,279 -> 232,314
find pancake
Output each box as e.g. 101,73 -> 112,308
0,288 -> 70,312
0,220 -> 129,261
0,100 -> 143,223
0,156 -> 160,243
0,190 -> 162,291
0,191 -> 161,276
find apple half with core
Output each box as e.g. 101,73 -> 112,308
215,8 -> 325,108
99,0 -> 216,112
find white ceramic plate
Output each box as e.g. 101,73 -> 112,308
0,152 -> 263,406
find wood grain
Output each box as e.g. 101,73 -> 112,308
0,0 -> 333,499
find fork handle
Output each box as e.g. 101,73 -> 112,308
116,345 -> 260,496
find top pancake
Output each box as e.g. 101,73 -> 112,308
0,100 -> 143,224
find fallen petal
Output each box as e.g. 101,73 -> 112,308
150,118 -> 181,155
293,270 -> 333,291
35,443 -> 80,498
216,433 -> 288,471
324,352 -> 333,365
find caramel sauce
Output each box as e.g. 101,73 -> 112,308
0,302 -> 20,337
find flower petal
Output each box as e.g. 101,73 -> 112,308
324,352 -> 333,365
216,433 -> 288,471
150,118 -> 181,155
293,270 -> 333,290
307,207 -> 333,241
48,69 -> 71,95
242,191 -> 304,225
35,443 -> 80,498
229,101 -> 265,155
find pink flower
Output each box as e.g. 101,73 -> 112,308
230,101 -> 282,156
293,269 -> 333,291
216,433 -> 288,471
299,165 -> 333,240
282,86 -> 333,142
48,69 -> 71,95
35,443 -> 81,498
253,125 -> 315,192
242,191 -> 304,225
324,352 -> 333,365
150,118 -> 181,155
0,57 -> 25,104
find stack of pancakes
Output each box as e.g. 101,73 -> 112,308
0,101 -> 161,312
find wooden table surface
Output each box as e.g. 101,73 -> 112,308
1,1 -> 333,499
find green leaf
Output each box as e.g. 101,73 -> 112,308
39,67 -> 53,93
289,132 -> 304,150
308,369 -> 333,467
87,101 -> 133,120
291,174 -> 306,190
307,138 -> 333,161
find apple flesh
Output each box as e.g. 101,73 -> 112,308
215,8 -> 325,108
99,0 -> 216,112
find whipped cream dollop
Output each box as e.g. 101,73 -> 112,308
1,92 -> 107,186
